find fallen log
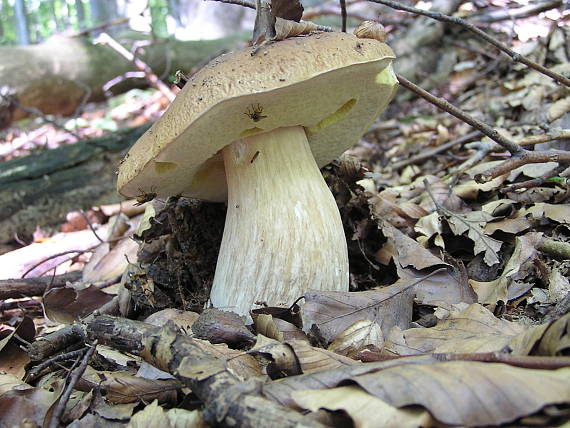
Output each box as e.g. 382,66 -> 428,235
0,33 -> 248,128
0,124 -> 150,244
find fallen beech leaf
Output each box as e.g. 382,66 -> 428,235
390,304 -> 549,355
523,203 -> 570,224
293,385 -> 433,428
0,316 -> 35,377
287,339 -> 357,373
353,362 -> 570,426
79,367 -> 180,404
537,312 -> 570,356
469,232 -> 541,306
302,285 -> 414,344
43,285 -> 114,324
0,386 -> 58,427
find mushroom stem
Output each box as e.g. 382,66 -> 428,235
209,125 -> 349,316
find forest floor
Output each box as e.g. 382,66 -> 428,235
0,2 -> 569,427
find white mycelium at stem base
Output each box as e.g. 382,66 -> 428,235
209,126 -> 349,316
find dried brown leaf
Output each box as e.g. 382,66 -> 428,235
327,320 -> 384,358
390,304 -> 549,355
470,232 -> 542,306
353,362 -> 570,426
302,285 -> 414,344
293,386 -> 433,428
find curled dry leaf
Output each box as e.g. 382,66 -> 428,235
249,335 -> 302,378
254,314 -> 308,343
274,18 -> 319,40
328,320 -> 384,358
128,400 -> 206,428
353,21 -> 387,42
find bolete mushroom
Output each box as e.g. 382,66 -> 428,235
118,32 -> 398,317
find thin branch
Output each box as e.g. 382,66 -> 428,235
396,74 -> 570,182
396,74 -> 524,155
95,33 -> 176,101
368,0 -> 570,87
502,164 -> 567,193
46,341 -> 97,428
339,0 -> 347,32
475,150 -> 570,183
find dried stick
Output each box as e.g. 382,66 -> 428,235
46,341 -> 97,428
339,0 -> 347,32
502,165 -> 567,193
368,0 -> 570,87
26,349 -> 85,382
96,33 -> 176,101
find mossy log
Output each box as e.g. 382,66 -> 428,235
0,124 -> 150,244
0,33 -> 247,128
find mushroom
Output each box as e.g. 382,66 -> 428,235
118,32 -> 398,317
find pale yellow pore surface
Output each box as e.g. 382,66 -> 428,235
210,126 -> 348,315
118,32 -> 397,202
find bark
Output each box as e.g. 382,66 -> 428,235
0,271 -> 82,299
0,33 -> 248,128
0,124 -> 150,244
86,314 -> 326,428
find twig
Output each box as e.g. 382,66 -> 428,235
391,130 -> 482,170
21,248 -> 96,279
502,165 -> 567,193
95,33 -> 176,101
79,210 -> 104,244
397,74 -> 523,155
339,0 -> 347,32
46,341 -> 97,428
69,17 -> 129,37
368,0 -> 570,87
475,150 -> 570,183
26,349 -> 85,382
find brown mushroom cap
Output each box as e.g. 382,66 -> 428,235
118,32 -> 397,202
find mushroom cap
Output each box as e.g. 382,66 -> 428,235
118,32 -> 398,202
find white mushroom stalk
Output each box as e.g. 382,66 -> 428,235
209,126 -> 348,315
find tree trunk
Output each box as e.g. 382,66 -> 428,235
14,0 -> 30,45
0,124 -> 150,244
0,33 -> 248,129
